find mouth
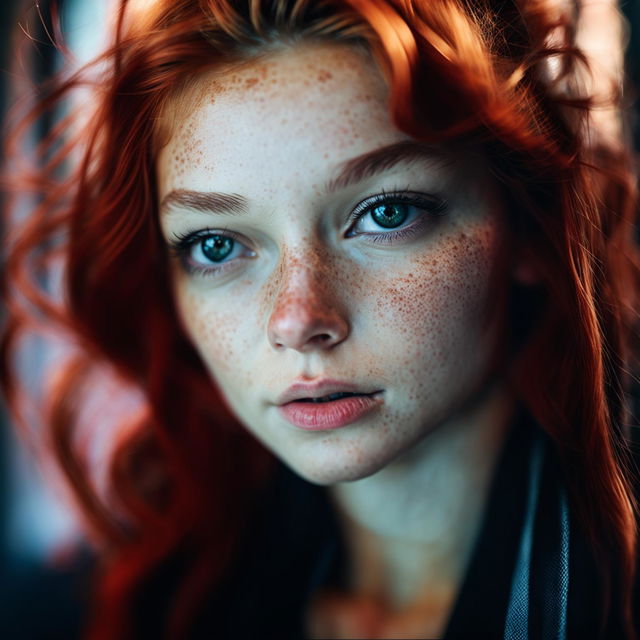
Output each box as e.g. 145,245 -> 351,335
276,379 -> 383,406
287,391 -> 375,404
277,391 -> 384,431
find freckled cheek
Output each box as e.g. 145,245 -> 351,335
369,228 -> 500,371
173,287 -> 250,377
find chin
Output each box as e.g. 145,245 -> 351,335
285,449 -> 394,486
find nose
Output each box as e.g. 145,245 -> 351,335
267,259 -> 350,353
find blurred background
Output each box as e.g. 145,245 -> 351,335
0,0 -> 639,638
1,2 -> 110,638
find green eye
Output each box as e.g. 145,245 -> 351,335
370,203 -> 409,228
348,191 -> 447,240
201,235 -> 234,262
168,229 -> 252,276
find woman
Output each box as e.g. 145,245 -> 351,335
2,0 -> 639,638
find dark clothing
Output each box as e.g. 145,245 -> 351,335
185,408 -> 637,640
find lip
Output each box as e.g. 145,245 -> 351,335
276,378 -> 382,406
277,391 -> 384,431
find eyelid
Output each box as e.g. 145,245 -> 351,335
168,225 -> 244,248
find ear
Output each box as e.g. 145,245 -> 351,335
511,247 -> 543,286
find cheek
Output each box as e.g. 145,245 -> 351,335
173,284 -> 246,379
370,222 -> 500,373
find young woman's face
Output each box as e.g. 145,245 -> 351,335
156,42 -> 509,484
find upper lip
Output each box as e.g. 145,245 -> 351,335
276,379 -> 383,406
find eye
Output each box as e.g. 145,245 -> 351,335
168,228 -> 255,276
346,191 -> 448,242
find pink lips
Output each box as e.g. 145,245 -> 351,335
278,392 -> 383,430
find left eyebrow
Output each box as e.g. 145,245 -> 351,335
325,140 -> 451,194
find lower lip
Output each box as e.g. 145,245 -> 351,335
277,393 -> 383,431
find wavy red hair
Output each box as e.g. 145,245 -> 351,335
2,0 -> 639,638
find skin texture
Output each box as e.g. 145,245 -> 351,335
156,42 -> 519,637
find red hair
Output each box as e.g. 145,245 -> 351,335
2,0 -> 639,638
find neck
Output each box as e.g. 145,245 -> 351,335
326,379 -> 516,630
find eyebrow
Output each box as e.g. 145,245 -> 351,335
325,140 -> 450,193
160,190 -> 249,216
160,140 -> 449,217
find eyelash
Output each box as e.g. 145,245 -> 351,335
167,190 -> 448,277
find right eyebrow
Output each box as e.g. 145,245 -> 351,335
160,190 -> 249,216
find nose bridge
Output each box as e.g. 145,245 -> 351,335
281,247 -> 326,299
272,245 -> 333,321
266,243 -> 349,352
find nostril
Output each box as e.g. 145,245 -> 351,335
311,333 -> 332,344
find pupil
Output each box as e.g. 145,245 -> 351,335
372,203 -> 408,228
202,235 -> 233,262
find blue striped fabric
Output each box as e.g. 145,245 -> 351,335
503,433 -> 570,640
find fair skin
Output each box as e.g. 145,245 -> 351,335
156,42 -> 519,638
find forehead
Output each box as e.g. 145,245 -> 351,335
156,42 -> 408,195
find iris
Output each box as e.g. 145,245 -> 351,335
202,235 -> 233,262
371,203 -> 409,228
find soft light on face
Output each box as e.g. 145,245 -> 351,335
156,42 -> 508,485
